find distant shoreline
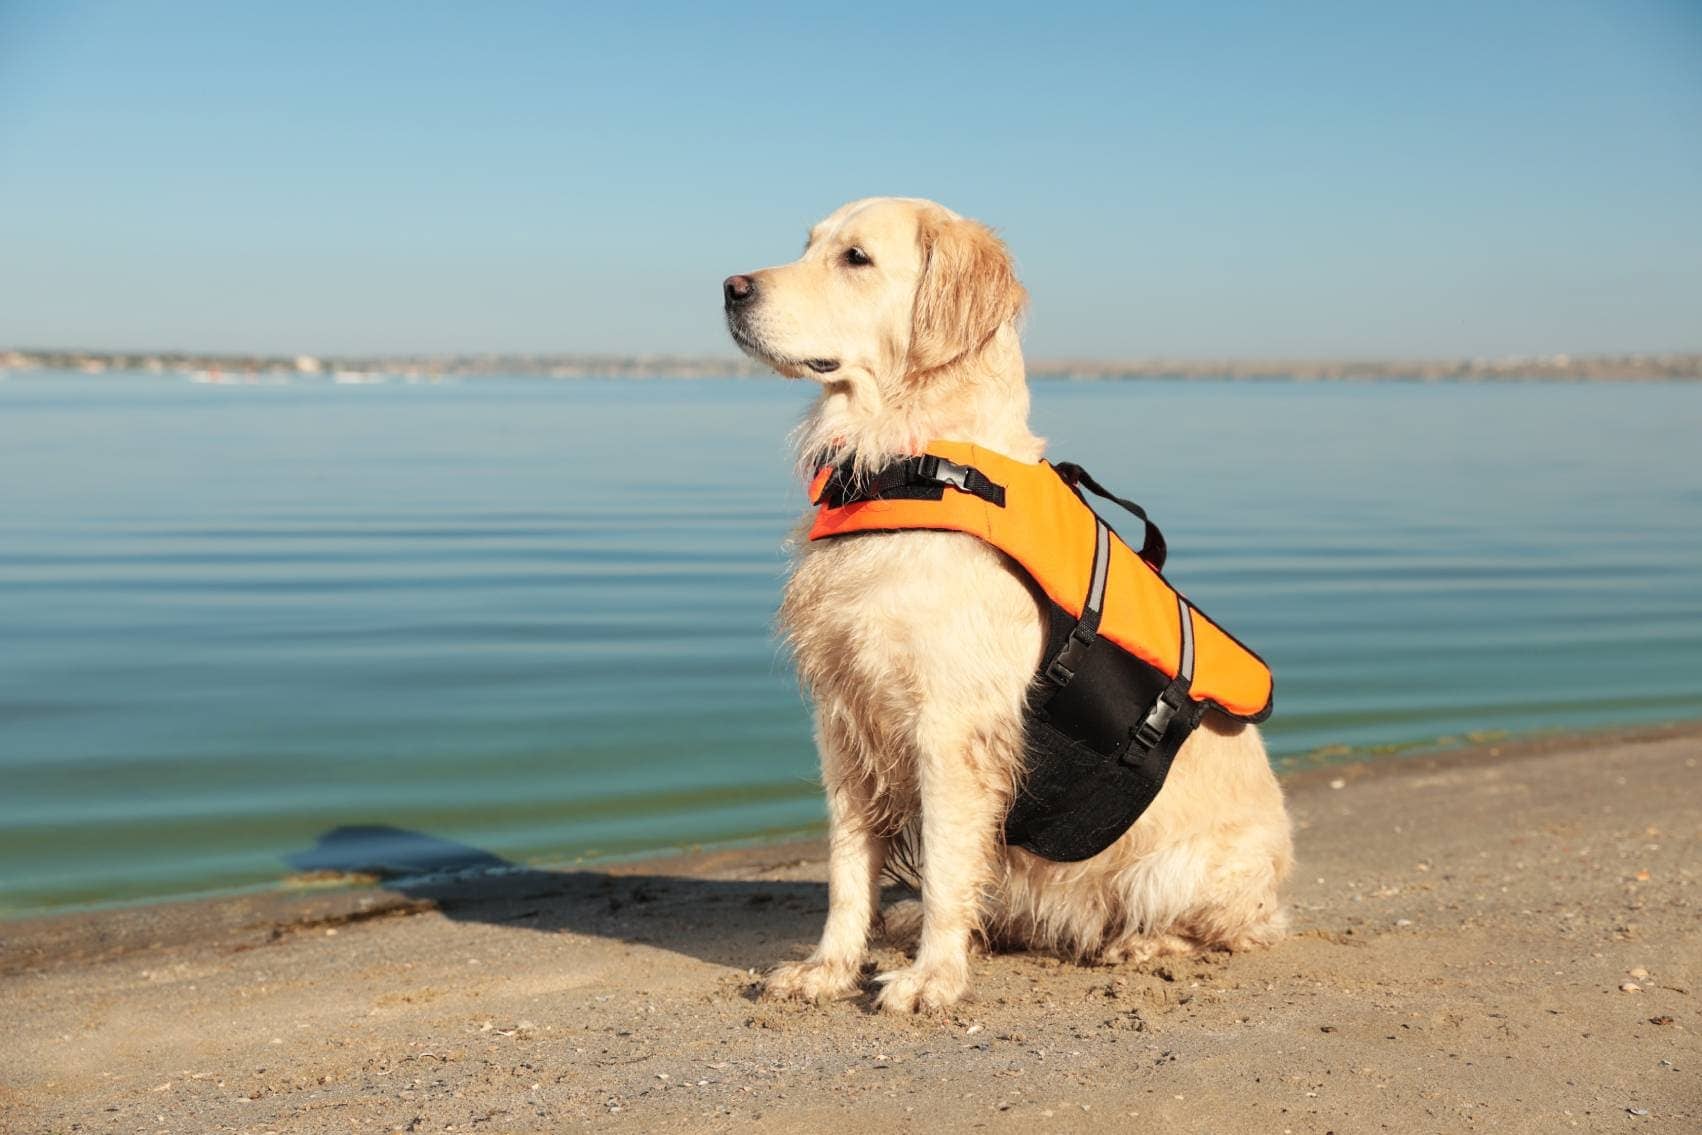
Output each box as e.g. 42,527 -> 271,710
5,347 -> 1701,382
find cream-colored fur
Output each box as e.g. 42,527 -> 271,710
725,197 -> 1292,1013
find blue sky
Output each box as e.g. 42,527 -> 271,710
1,1 -> 1698,358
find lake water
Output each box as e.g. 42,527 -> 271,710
3,373 -> 1699,916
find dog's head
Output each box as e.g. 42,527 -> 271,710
724,197 -> 1027,393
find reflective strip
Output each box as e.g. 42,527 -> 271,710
1042,518 -> 1111,687
1176,595 -> 1196,682
1086,519 -> 1110,615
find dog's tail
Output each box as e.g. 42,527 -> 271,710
881,820 -> 923,893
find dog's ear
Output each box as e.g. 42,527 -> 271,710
908,213 -> 1027,374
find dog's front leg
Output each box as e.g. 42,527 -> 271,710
763,727 -> 885,1003
873,730 -> 1004,1014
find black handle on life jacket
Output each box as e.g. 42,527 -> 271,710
1052,462 -> 1167,573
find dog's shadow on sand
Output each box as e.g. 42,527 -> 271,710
287,824 -> 851,972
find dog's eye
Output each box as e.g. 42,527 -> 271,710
843,246 -> 873,268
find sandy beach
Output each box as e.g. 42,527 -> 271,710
3,726 -> 1697,1133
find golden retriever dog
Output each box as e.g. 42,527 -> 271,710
723,197 -> 1292,1013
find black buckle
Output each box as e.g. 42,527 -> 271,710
1044,626 -> 1095,686
1129,689 -> 1183,755
917,454 -> 972,493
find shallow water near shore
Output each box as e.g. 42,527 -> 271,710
2,372 -> 1700,916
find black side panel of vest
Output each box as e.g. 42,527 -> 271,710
1003,604 -> 1205,862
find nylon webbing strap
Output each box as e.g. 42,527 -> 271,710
1051,462 -> 1167,572
1044,518 -> 1110,687
815,454 -> 1007,509
1126,596 -> 1197,760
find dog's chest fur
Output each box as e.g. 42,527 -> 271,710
780,526 -> 1047,818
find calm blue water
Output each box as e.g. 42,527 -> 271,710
3,373 -> 1700,916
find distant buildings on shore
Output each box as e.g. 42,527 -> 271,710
3,348 -> 1699,382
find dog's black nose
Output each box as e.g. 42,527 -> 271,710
723,274 -> 757,307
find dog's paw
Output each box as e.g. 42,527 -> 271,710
872,963 -> 968,1014
761,959 -> 861,1004
1096,932 -> 1193,966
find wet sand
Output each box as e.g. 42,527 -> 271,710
3,726 -> 1698,1133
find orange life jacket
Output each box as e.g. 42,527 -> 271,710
808,440 -> 1273,861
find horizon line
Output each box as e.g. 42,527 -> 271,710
8,346 -> 1702,382
7,346 -> 1702,366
